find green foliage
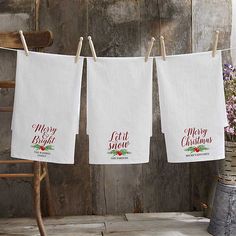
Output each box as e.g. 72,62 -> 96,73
107,149 -> 131,156
184,146 -> 195,153
45,145 -> 54,151
32,144 -> 40,150
184,145 -> 208,153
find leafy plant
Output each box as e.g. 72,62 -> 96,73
223,64 -> 236,141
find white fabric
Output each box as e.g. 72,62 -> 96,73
89,131 -> 151,164
11,50 -> 83,164
155,51 -> 227,163
164,126 -> 225,163
87,57 -> 152,164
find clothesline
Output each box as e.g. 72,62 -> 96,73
0,46 -> 236,57
0,30 -> 232,61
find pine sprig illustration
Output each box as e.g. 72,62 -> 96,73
184,145 -> 208,153
45,145 -> 54,151
31,144 -> 54,151
108,149 -> 131,156
32,144 -> 41,150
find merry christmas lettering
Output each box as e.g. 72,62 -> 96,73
108,131 -> 130,150
181,128 -> 212,147
31,124 -> 57,147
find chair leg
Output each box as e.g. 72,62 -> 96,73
42,162 -> 55,216
34,161 -> 47,236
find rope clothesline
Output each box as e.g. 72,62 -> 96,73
0,45 -> 236,57
1,29 -> 235,60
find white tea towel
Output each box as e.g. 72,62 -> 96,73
87,57 -> 152,164
164,126 -> 225,163
155,51 -> 227,134
11,50 -> 84,164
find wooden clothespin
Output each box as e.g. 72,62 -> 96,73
88,36 -> 97,62
160,36 -> 166,61
145,37 -> 155,62
75,37 -> 83,63
212,30 -> 219,57
19,30 -> 29,56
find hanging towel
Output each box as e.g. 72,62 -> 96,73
87,57 -> 152,164
156,51 -> 227,133
11,50 -> 84,164
155,51 -> 227,162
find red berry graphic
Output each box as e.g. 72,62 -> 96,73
40,146 -> 45,151
194,147 -> 200,153
117,151 -> 122,156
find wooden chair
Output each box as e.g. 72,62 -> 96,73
0,30 -> 54,236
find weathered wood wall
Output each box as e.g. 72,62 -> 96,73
0,0 -> 232,217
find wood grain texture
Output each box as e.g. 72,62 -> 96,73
141,0 -> 192,213
0,1 -> 35,218
191,0 -> 232,211
0,106 -> 13,112
0,80 -> 15,88
39,0 -> 92,216
0,0 -> 233,217
0,30 -> 53,49
0,213 -> 209,236
88,0 -> 143,215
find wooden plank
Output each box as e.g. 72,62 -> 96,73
0,1 -> 35,218
1,232 -> 101,236
0,107 -> 13,112
191,0 -> 232,212
141,0 -> 192,212
0,173 -> 34,178
0,223 -> 104,235
139,0 -> 161,213
88,0 -> 143,215
105,218 -> 209,233
0,30 -> 53,49
0,80 -> 15,88
125,212 -> 204,221
0,215 -> 125,226
0,160 -> 33,164
0,1 -> 34,14
104,230 -> 209,236
39,0 -> 92,216
0,214 -> 210,236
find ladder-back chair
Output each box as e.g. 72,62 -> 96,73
0,30 -> 54,236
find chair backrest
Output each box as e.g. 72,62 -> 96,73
0,30 -> 53,48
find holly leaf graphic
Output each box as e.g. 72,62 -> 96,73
107,149 -> 131,156
107,150 -> 117,156
197,145 -> 208,151
184,146 -> 195,153
185,145 -> 209,154
45,145 -> 54,151
120,149 -> 127,155
32,144 -> 40,150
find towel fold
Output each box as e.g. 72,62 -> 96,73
155,51 -> 227,162
87,57 -> 153,164
11,50 -> 84,164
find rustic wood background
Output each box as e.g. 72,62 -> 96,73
0,0 -> 232,217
